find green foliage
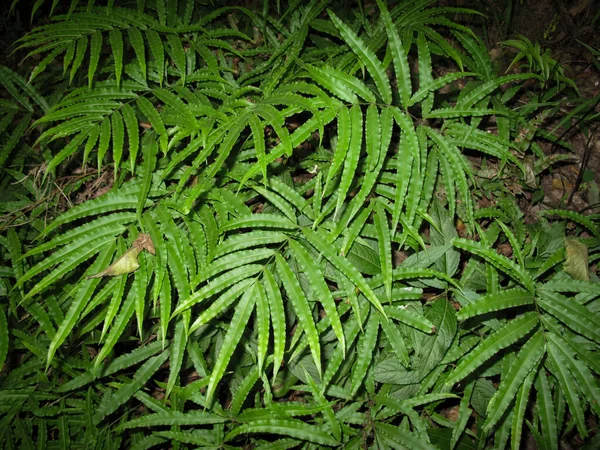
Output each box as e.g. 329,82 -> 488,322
1,0 -> 599,449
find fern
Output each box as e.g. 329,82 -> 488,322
1,1 -> 598,448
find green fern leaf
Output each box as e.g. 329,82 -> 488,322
547,333 -> 600,417
166,34 -> 186,84
535,369 -> 559,450
546,334 -> 588,437
173,265 -> 262,316
375,422 -> 437,450
255,282 -> 270,374
383,305 -> 435,334
377,0 -> 411,108
166,319 -> 186,397
351,309 -> 379,396
145,29 -> 164,85
453,238 -> 535,292
335,104 -> 362,218
328,10 -> 391,104
214,231 -> 289,258
483,330 -> 545,433
536,290 -> 600,343
137,97 -> 168,152
188,279 -> 253,334
225,419 -> 338,446
88,31 -> 102,89
511,369 -> 536,450
374,201 -> 392,303
303,64 -> 358,104
47,244 -> 115,366
119,411 -> 227,430
446,312 -> 539,385
379,315 -> 409,367
302,228 -> 386,316
93,351 -> 169,425
0,308 -> 8,375
457,74 -> 537,109
127,27 -> 146,81
111,110 -> 124,176
263,268 -> 286,381
205,283 -> 256,405
108,28 -> 123,88
457,288 -> 534,320
276,253 -> 322,376
289,239 -> 345,356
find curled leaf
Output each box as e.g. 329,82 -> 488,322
89,247 -> 141,278
133,233 -> 155,255
564,237 -> 589,281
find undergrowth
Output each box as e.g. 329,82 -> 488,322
0,0 -> 599,449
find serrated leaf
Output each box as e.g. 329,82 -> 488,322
536,290 -> 600,343
94,351 -> 169,424
109,28 -> 123,88
206,283 -> 256,405
88,31 -> 102,88
289,240 -> 345,356
453,238 -> 534,292
447,312 -> 538,385
263,268 -> 286,382
225,419 -> 338,446
483,330 -> 545,433
302,228 -> 385,317
276,254 -> 321,376
457,288 -> 534,320
328,10 -> 391,104
351,310 -> 379,396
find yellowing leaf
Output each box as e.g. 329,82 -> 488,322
564,237 -> 589,281
89,247 -> 141,278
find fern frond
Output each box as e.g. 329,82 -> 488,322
446,312 -> 539,385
